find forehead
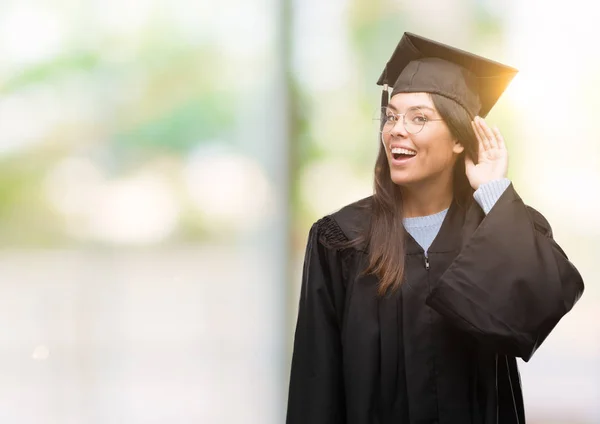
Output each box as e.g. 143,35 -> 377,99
388,92 -> 434,110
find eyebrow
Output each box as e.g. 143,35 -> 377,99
387,104 -> 436,112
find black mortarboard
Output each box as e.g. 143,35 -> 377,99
377,32 -> 518,117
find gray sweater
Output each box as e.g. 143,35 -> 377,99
403,178 -> 511,256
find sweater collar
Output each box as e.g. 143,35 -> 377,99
404,199 -> 478,254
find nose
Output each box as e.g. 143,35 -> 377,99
390,116 -> 408,138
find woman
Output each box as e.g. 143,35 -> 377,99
286,33 -> 584,424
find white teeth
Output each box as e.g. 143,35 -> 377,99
391,147 -> 416,156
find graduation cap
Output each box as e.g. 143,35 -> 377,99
377,32 -> 518,117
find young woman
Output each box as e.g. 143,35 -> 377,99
286,33 -> 584,424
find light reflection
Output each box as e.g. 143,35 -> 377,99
184,148 -> 274,233
45,160 -> 180,245
44,157 -> 105,216
0,88 -> 65,155
299,158 -> 371,218
83,172 -> 180,245
0,4 -> 64,67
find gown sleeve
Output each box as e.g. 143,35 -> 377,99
426,184 -> 584,362
286,218 -> 347,424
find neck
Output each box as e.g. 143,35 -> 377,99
400,174 -> 454,218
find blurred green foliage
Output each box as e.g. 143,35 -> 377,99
0,2 -> 513,248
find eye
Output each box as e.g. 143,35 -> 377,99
407,108 -> 428,124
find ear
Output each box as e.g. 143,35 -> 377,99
453,140 -> 465,155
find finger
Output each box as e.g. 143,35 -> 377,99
478,117 -> 497,149
474,117 -> 491,151
479,118 -> 498,149
465,155 -> 475,172
493,127 -> 505,150
478,139 -> 486,160
471,120 -> 485,148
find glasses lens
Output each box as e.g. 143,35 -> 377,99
372,107 -> 428,135
404,107 -> 426,134
378,107 -> 396,134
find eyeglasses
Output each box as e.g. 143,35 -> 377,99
378,107 -> 444,135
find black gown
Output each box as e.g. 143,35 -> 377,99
286,184 -> 584,424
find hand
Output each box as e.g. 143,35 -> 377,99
465,116 -> 509,190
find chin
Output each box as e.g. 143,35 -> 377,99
389,169 -> 421,187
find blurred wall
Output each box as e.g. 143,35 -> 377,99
0,0 -> 288,423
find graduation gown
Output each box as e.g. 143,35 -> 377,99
286,184 -> 583,424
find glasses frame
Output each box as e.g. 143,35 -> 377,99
379,107 -> 444,135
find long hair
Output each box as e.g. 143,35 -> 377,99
365,93 -> 478,296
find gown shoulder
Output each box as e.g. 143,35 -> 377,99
317,196 -> 373,251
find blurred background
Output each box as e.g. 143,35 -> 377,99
0,0 -> 597,423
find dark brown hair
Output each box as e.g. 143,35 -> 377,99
366,93 -> 478,296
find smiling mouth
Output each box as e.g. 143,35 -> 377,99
392,153 -> 415,160
391,147 -> 417,160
